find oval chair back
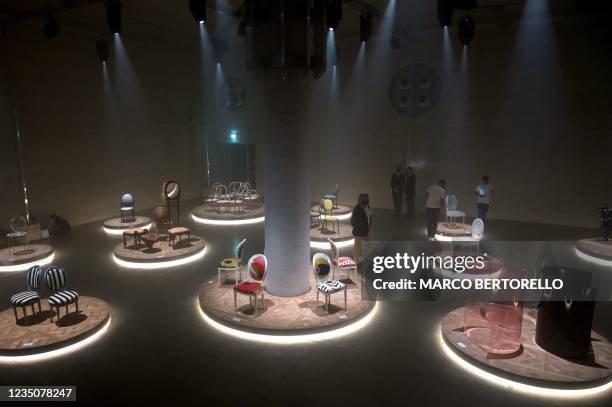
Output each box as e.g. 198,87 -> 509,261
153,206 -> 169,224
322,199 -> 334,215
234,238 -> 247,263
45,266 -> 67,292
445,194 -> 458,211
121,193 -> 134,209
238,182 -> 250,198
228,181 -> 241,196
327,238 -> 339,264
26,265 -> 43,290
164,181 -> 181,199
312,253 -> 332,283
472,218 -> 485,239
247,254 -> 267,283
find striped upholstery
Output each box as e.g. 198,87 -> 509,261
317,280 -> 345,293
45,266 -> 67,291
48,291 -> 79,306
328,238 -> 339,262
11,291 -> 39,306
26,265 -> 42,290
338,257 -> 356,268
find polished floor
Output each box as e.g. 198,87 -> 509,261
1,199 -> 611,406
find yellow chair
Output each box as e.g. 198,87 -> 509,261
218,238 -> 247,285
319,199 -> 339,234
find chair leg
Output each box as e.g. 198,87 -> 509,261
76,300 -> 79,313
218,268 -> 221,286
316,290 -> 319,310
13,305 -> 18,323
233,291 -> 237,312
254,295 -> 258,317
50,306 -> 54,323
344,288 -> 347,310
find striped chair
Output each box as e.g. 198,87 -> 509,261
10,265 -> 43,325
120,193 -> 135,223
313,253 -> 346,312
218,238 -> 247,286
328,238 -> 357,282
233,254 -> 267,316
45,266 -> 79,323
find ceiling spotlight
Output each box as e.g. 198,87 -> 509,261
189,0 -> 207,24
106,0 -> 122,34
42,14 -> 60,39
390,33 -> 400,50
326,0 -> 342,31
360,12 -> 372,43
458,15 -> 475,45
96,39 -> 109,63
436,0 -> 453,28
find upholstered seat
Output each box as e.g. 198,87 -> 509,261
313,252 -> 347,311
234,281 -> 262,293
48,290 -> 79,306
218,239 -> 247,285
328,239 -> 357,282
317,280 -> 346,293
121,206 -> 134,211
337,256 -> 356,268
220,258 -> 238,268
11,291 -> 40,306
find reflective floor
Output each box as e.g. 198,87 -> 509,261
1,198 -> 611,405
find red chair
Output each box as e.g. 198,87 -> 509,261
233,254 -> 267,316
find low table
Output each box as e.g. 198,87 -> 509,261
123,227 -> 148,248
168,227 -> 191,248
140,233 -> 160,251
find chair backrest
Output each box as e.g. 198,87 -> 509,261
238,182 -> 250,197
26,265 -> 42,290
121,193 -> 134,208
234,238 -> 247,263
327,238 -> 339,264
472,218 -> 485,239
323,199 -> 334,214
45,266 -> 67,292
312,253 -> 332,283
334,184 -> 340,195
164,181 -> 181,199
247,254 -> 267,282
445,194 -> 458,211
228,182 -> 241,195
153,206 -> 169,225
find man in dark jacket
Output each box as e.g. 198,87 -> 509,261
390,165 -> 405,216
405,166 -> 416,218
351,193 -> 372,263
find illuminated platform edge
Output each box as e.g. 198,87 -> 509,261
112,237 -> 206,269
102,216 -> 152,235
191,213 -> 265,226
439,307 -> 612,398
0,245 -> 55,273
575,239 -> 612,267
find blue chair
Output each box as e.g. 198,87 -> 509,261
10,265 -> 43,325
45,266 -> 79,323
120,193 -> 135,222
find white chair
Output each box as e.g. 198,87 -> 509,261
453,218 -> 485,254
328,238 -> 357,282
218,238 -> 247,286
313,253 -> 347,312
445,194 -> 466,227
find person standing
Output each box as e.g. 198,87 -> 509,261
425,179 -> 446,240
475,176 -> 493,222
405,166 -> 416,218
351,193 -> 372,263
390,165 -> 405,216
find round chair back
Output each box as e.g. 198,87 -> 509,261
228,182 -> 241,195
445,194 -> 458,211
472,218 -> 485,239
9,216 -> 27,233
238,182 -> 250,197
45,266 -> 67,292
121,193 -> 134,208
164,181 -> 180,199
26,265 -> 42,290
323,199 -> 334,213
153,206 -> 169,224
247,254 -> 267,282
234,238 -> 247,263
312,253 -> 332,283
327,238 -> 339,263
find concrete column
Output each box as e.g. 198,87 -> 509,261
263,72 -> 311,297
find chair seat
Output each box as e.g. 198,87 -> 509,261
220,258 -> 239,268
234,281 -> 262,294
168,226 -> 190,235
447,210 -> 465,218
337,257 -> 357,268
323,194 -> 336,200
48,291 -> 79,306
11,291 -> 39,306
121,207 -> 134,211
317,280 -> 345,293
321,216 -> 339,222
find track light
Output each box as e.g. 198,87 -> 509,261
189,0 -> 207,23
96,39 -> 109,63
437,0 -> 453,27
360,13 -> 372,43
326,0 -> 342,30
42,15 -> 60,39
106,0 -> 122,34
390,33 -> 400,50
458,15 -> 475,45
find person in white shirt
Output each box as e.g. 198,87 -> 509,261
425,179 -> 446,240
475,175 -> 493,222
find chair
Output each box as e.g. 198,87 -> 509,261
320,199 -> 339,234
45,266 -> 79,323
153,206 -> 170,235
453,218 -> 485,254
120,193 -> 135,223
162,181 -> 181,225
233,254 -> 267,316
10,265 -> 43,325
328,238 -> 357,282
323,184 -> 340,209
313,253 -> 347,312
445,194 -> 466,227
218,238 -> 247,285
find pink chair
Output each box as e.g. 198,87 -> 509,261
233,254 -> 267,316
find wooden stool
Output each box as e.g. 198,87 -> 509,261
123,227 -> 148,248
168,226 -> 191,247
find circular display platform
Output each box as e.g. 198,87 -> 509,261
0,244 -> 55,273
435,222 -> 474,241
103,216 -> 152,235
310,203 -> 353,220
0,296 -> 111,360
576,239 -> 612,267
191,202 -> 265,225
198,273 -> 376,343
113,235 -> 206,269
440,306 -> 612,396
310,222 -> 354,249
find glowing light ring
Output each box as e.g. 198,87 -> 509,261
0,252 -> 55,273
113,246 -> 206,269
0,316 -> 111,363
103,223 -> 153,235
575,248 -> 612,267
191,214 -> 265,226
438,327 -> 612,398
310,238 -> 354,249
434,234 -> 480,242
198,300 -> 378,345
319,212 -> 351,221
